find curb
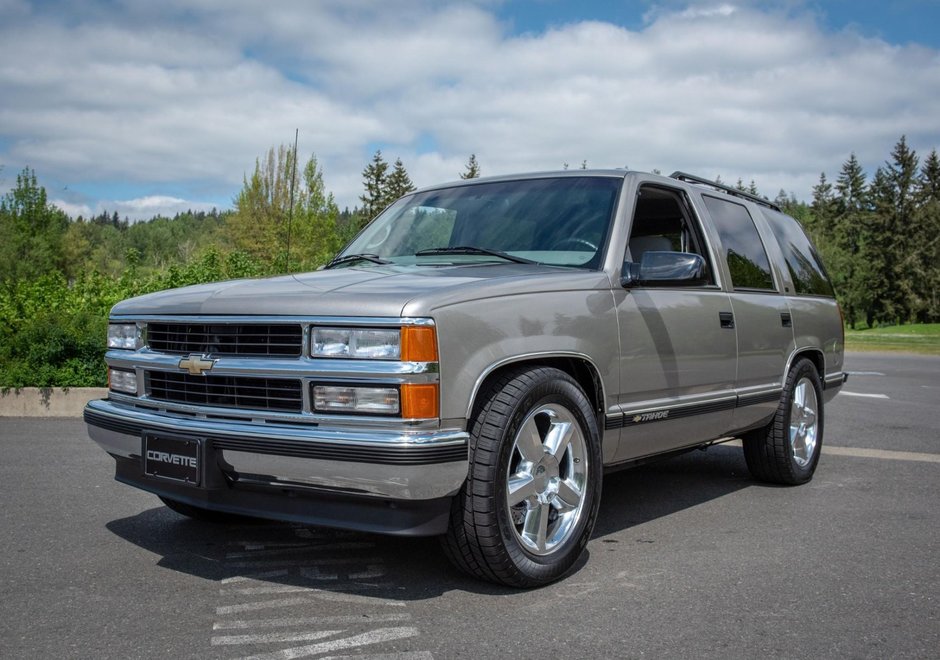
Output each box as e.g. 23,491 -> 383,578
0,387 -> 108,417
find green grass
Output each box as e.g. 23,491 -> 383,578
844,323 -> 940,355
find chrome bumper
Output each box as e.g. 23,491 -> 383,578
84,398 -> 468,501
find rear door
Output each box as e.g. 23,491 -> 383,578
698,194 -> 795,432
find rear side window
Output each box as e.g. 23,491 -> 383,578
702,195 -> 776,291
761,208 -> 835,297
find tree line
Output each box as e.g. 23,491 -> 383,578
0,138 -> 936,388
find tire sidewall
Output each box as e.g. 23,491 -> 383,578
491,373 -> 602,578
783,360 -> 825,481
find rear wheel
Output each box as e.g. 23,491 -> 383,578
743,357 -> 824,485
442,366 -> 602,587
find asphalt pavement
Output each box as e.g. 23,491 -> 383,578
1,352 -> 937,659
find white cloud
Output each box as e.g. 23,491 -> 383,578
2,1 -> 940,214
50,195 -> 220,222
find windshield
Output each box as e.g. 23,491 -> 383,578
338,176 -> 621,269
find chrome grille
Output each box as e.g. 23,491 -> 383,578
147,371 -> 303,412
147,322 -> 303,357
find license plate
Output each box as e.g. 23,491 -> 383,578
144,434 -> 201,485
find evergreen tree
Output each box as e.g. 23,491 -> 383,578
385,158 -> 416,202
876,136 -> 920,324
459,154 -> 481,179
912,149 -> 940,321
830,154 -> 872,328
0,167 -> 69,286
359,150 -> 390,222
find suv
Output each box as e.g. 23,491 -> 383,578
86,170 -> 846,587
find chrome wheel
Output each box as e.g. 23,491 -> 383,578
506,404 -> 588,556
789,377 -> 819,467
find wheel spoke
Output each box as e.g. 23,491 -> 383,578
507,472 -> 539,507
802,405 -> 816,427
523,502 -> 550,553
553,478 -> 582,512
794,382 -> 806,409
515,416 -> 545,462
543,421 -> 573,460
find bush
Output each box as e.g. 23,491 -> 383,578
0,249 -> 271,388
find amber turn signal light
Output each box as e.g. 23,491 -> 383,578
401,383 -> 439,419
401,326 -> 438,362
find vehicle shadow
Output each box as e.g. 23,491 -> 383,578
105,444 -> 753,599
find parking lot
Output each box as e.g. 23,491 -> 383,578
1,352 -> 937,659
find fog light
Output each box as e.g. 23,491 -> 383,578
312,385 -> 400,415
109,368 -> 138,395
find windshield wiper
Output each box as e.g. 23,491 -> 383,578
324,253 -> 390,269
415,246 -> 537,265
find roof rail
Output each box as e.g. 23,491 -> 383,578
669,171 -> 780,211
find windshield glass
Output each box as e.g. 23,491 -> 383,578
338,176 -> 621,269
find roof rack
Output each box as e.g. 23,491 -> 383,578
669,171 -> 780,211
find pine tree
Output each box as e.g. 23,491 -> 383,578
0,167 -> 69,286
359,150 -> 390,222
912,149 -> 940,321
829,154 -> 872,328
385,158 -> 416,202
459,154 -> 481,179
879,136 -> 920,323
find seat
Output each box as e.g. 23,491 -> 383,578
629,235 -> 673,262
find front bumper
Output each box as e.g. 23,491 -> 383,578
85,398 -> 468,535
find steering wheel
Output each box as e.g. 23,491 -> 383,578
551,237 -> 598,252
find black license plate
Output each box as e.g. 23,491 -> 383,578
144,434 -> 201,485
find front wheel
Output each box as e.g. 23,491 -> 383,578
743,358 -> 824,485
442,366 -> 602,587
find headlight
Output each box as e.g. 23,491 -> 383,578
313,385 -> 400,415
312,327 -> 401,359
108,368 -> 138,395
310,325 -> 438,361
108,323 -> 144,350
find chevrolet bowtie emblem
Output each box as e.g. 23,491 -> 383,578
178,354 -> 215,376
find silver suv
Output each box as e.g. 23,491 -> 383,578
85,170 -> 846,587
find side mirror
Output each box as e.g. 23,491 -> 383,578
621,251 -> 708,288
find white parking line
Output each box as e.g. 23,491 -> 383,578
846,371 -> 885,376
213,614 -> 412,631
841,391 -> 890,399
213,630 -> 340,646
236,627 -> 420,660
822,446 -> 940,464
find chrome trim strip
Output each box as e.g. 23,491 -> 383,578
86,399 -> 467,448
605,388 -> 783,429
613,391 -> 739,417
110,314 -> 436,326
105,351 -> 440,380
465,351 -> 607,419
105,392 -> 442,428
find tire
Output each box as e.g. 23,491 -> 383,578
441,366 -> 602,588
743,358 -> 824,485
159,496 -> 257,524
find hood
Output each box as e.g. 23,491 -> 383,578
110,264 -> 610,317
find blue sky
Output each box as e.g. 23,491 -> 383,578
1,0 -> 939,220
498,1 -> 940,47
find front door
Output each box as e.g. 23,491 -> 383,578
611,184 -> 737,462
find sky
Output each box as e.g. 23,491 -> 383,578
1,0 -> 939,221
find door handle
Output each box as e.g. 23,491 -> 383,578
781,312 -> 792,328
719,312 -> 735,329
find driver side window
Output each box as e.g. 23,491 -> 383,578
626,185 -> 716,285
